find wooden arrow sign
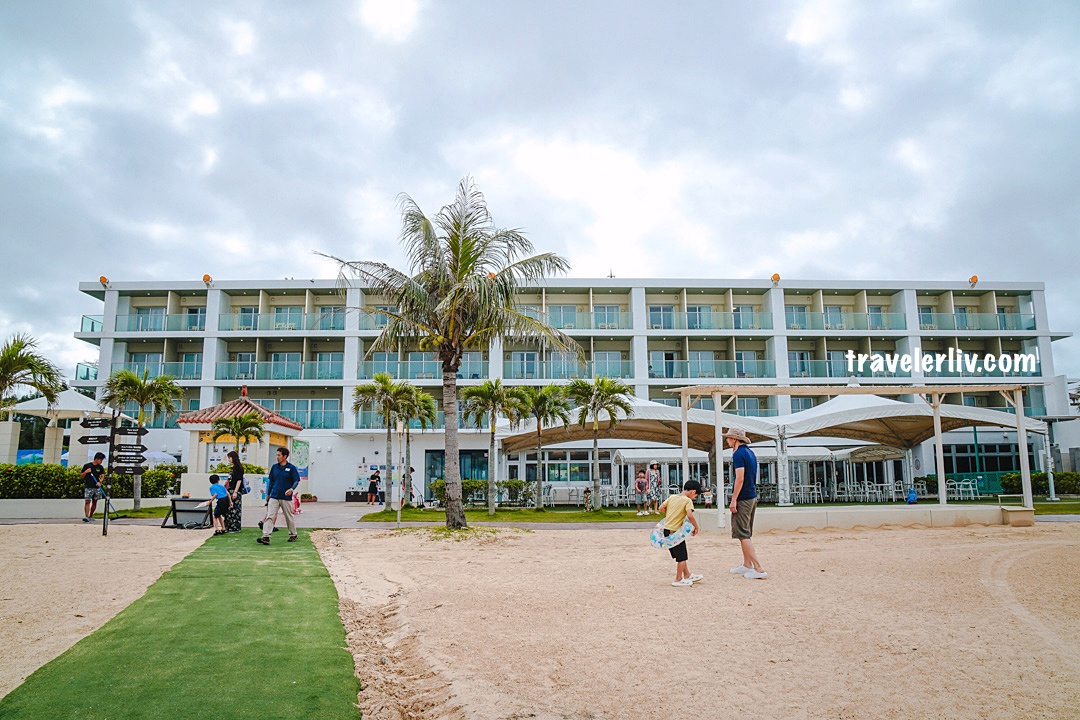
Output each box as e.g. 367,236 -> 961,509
114,443 -> 148,453
80,417 -> 112,429
110,464 -> 145,473
78,435 -> 112,445
114,427 -> 150,437
113,454 -> 147,464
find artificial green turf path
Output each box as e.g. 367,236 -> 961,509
0,530 -> 360,720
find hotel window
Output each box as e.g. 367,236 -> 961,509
648,305 -> 675,330
997,306 -> 1009,330
785,305 -> 808,329
688,350 -> 715,378
954,306 -> 969,330
408,351 -> 437,379
868,305 -> 885,330
826,350 -> 847,377
791,397 -> 814,412
733,305 -> 755,329
735,350 -> 758,377
272,306 -> 302,330
686,305 -> 712,330
134,307 -> 165,331
233,352 -> 256,379
824,305 -> 844,329
237,307 -> 258,331
179,352 -> 202,379
548,351 -> 581,379
517,304 -> 541,321
547,305 -> 578,329
270,352 -> 301,380
187,399 -> 200,412
510,351 -> 538,379
184,307 -> 206,331
649,350 -> 677,378
314,351 -> 343,379
593,305 -> 621,329
129,352 -> 163,375
459,351 -> 483,379
251,398 -> 275,411
373,305 -> 397,328
369,352 -> 398,375
918,306 -> 935,328
737,398 -> 761,416
317,306 -> 345,331
593,351 -> 622,378
788,351 -> 811,377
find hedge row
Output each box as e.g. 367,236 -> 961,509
999,471 -> 1080,495
0,464 -> 174,499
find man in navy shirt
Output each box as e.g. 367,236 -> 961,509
257,446 -> 300,545
725,428 -> 767,579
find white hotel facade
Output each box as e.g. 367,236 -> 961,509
71,277 -> 1074,500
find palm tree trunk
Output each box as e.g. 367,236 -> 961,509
442,369 -> 467,528
385,424 -> 393,506
535,426 -> 543,510
404,427 -> 413,506
132,420 -> 144,511
591,427 -> 601,512
487,411 -> 497,516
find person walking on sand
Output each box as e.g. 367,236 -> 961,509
257,447 -> 300,545
659,479 -> 702,587
80,452 -> 106,522
634,469 -> 648,516
724,428 -> 767,579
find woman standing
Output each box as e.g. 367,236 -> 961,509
647,461 -> 663,514
224,450 -> 245,533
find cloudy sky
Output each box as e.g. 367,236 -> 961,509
2,0 -> 1078,379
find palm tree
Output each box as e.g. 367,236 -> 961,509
517,385 -> 572,509
326,177 -> 577,528
462,379 -> 525,515
0,333 -> 65,419
353,372 -> 411,503
99,368 -> 183,510
396,385 -> 437,511
567,377 -> 635,510
210,411 -> 265,456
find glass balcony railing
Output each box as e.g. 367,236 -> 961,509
545,312 -> 634,331
115,314 -> 207,332
216,361 -> 341,381
278,411 -> 343,429
988,406 -> 1047,417
734,407 -> 779,417
112,362 -> 203,379
646,360 -> 776,380
218,313 -> 346,332
119,413 -> 180,429
646,312 -> 773,331
75,363 -> 98,382
923,360 -> 1041,378
917,313 -> 1036,331
787,360 -> 911,379
353,410 -> 484,431
503,360 -> 635,380
786,313 -> 907,331
80,315 -> 104,333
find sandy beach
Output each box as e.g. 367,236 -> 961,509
3,521 -> 1078,719
314,523 -> 1080,720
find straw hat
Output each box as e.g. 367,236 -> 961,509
722,428 -> 750,443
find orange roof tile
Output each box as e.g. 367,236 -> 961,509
177,385 -> 304,431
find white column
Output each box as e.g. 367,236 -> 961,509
713,391 -> 727,528
0,421 -> 19,465
931,393 -> 947,504
680,393 -> 690,491
776,430 -> 791,506
1014,389 -> 1034,508
44,421 -> 64,465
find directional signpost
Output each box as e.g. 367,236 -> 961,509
81,417 -> 113,430
78,435 -> 112,446
115,427 -> 150,437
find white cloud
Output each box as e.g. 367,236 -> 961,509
222,19 -> 256,56
985,41 -> 1079,112
357,0 -> 420,42
893,138 -> 932,174
188,92 -> 219,116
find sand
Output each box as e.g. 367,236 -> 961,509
3,522 -> 1078,719
0,524 -> 205,698
313,523 -> 1080,720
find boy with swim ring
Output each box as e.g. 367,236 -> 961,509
658,479 -> 702,587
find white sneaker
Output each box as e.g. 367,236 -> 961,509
744,569 -> 768,580
688,573 -> 704,583
671,578 -> 694,587
729,565 -> 751,574
636,511 -> 643,516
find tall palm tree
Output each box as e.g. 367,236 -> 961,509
325,177 -> 577,528
567,377 -> 635,510
0,333 -> 65,419
397,385 -> 437,508
352,372 -> 411,503
516,385 -> 572,509
99,368 -> 183,510
463,379 -> 526,515
210,411 -> 265,456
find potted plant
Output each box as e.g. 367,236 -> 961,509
300,493 -> 318,503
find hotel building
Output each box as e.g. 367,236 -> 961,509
71,277 -> 1073,500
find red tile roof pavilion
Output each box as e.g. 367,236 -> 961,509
177,385 -> 304,431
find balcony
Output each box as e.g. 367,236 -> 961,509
786,313 -> 907,331
112,362 -> 203,380
218,313 -> 346,332
923,358 -> 1041,378
216,361 -> 342,381
647,360 -> 776,380
917,313 -> 1036,332
788,360 -> 911,379
545,311 -> 633,331
75,363 -> 98,382
503,360 -> 635,380
646,312 -> 773,331
115,314 -> 206,332
80,315 -> 104,333
353,410 -> 484,431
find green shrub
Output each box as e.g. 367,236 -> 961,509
496,478 -> 527,501
0,464 -> 173,499
155,462 -> 188,477
210,462 -> 266,474
1000,471 -> 1080,495
427,478 -> 487,503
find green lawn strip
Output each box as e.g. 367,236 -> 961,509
0,530 -> 360,720
92,505 -> 171,519
360,506 -> 653,523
